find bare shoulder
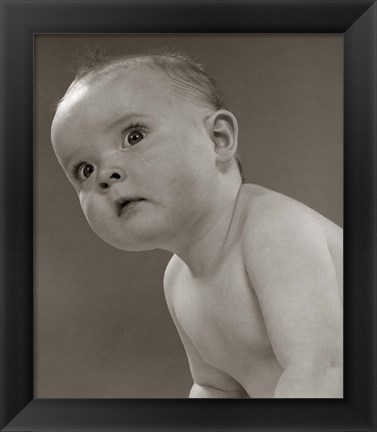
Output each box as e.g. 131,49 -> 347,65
237,184 -> 342,257
238,184 -> 343,307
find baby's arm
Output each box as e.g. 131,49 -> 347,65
189,383 -> 247,398
171,314 -> 248,398
164,257 -> 249,399
245,202 -> 343,398
174,310 -> 248,398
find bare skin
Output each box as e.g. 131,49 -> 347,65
164,185 -> 343,398
51,64 -> 343,398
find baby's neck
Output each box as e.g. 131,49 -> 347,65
170,178 -> 243,278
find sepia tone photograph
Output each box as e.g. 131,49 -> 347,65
34,34 -> 343,399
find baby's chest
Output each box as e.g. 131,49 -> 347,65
174,263 -> 271,372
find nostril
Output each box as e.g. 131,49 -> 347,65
98,171 -> 122,190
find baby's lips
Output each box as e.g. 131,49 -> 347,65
115,196 -> 145,212
116,196 -> 144,205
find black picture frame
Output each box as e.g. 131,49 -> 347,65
1,0 -> 376,431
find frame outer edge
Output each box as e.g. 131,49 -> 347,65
1,0 -> 377,431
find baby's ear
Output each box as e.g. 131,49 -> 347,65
206,110 -> 239,164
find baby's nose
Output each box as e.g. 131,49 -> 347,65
98,168 -> 125,190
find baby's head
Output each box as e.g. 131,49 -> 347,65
51,52 -> 244,251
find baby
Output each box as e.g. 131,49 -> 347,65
51,52 -> 343,398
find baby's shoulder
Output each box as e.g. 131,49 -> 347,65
239,183 -> 315,222
237,184 -> 331,252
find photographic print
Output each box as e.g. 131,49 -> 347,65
35,34 -> 343,399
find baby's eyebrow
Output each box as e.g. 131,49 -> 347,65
106,112 -> 149,131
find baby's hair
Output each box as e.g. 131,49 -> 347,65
60,48 -> 245,182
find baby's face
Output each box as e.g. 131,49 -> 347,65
51,68 -> 218,251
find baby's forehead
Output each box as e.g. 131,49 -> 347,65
54,66 -> 207,138
70,63 -> 212,114
57,68 -> 162,120
64,69 -> 174,115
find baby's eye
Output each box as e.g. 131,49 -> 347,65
123,128 -> 145,147
81,164 -> 94,179
72,163 -> 94,182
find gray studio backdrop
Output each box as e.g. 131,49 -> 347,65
35,34 -> 343,398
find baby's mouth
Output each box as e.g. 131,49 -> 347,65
117,198 -> 145,216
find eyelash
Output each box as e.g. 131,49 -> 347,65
70,162 -> 89,182
121,121 -> 147,145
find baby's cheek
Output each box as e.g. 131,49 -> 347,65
80,195 -> 112,236
78,193 -> 99,227
78,192 -> 90,217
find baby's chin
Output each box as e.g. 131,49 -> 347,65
106,239 -> 157,252
90,225 -> 164,252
